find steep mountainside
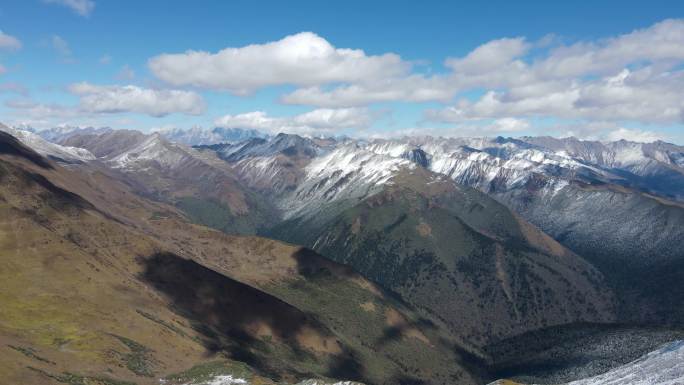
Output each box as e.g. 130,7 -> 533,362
362,136 -> 684,323
0,131 -> 483,385
264,148 -> 615,346
521,136 -> 684,200
197,136 -> 617,346
198,133 -> 334,197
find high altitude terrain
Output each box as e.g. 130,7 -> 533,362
3,124 -> 684,385
0,128 -> 484,385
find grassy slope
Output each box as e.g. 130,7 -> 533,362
0,138 -> 481,385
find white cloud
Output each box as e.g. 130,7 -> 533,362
425,19 -> 684,128
5,99 -> 81,121
148,32 -> 409,94
0,31 -> 21,50
214,108 -> 373,135
268,18 -> 684,138
281,75 -> 454,107
373,118 -> 532,139
535,18 -> 684,78
445,37 -> 529,74
43,0 -> 94,17
68,83 -> 205,117
604,128 -> 664,143
489,117 -> 530,132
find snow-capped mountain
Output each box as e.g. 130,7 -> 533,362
281,143 -> 415,219
360,135 -> 684,323
157,126 -> 267,146
105,132 -> 197,170
0,124 -> 95,163
197,132 -> 684,326
10,124 -> 683,329
34,125 -> 112,143
364,135 -> 684,200
201,133 -> 335,195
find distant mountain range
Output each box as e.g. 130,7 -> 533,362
156,126 -> 269,146
19,124 -> 268,146
1,123 -> 683,385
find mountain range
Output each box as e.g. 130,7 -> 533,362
1,123 -> 683,385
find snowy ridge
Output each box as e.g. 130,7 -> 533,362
108,133 -> 192,170
0,125 -> 95,162
216,133 -> 324,162
364,137 -> 605,194
565,340 -> 684,385
28,125 -> 111,143
280,143 -> 414,219
523,136 -> 684,171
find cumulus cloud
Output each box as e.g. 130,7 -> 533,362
44,0 -> 95,17
604,128 -> 665,143
5,99 -> 81,121
0,31 -> 21,50
68,83 -> 205,117
376,118 -> 533,139
281,75 -> 454,107
445,37 -> 529,74
214,108 -> 373,135
148,32 -> 409,94
424,19 -> 684,128
145,19 -> 684,131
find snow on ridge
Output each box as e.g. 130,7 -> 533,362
108,132 -> 195,170
565,340 -> 684,385
0,125 -> 95,162
280,144 -> 414,219
305,143 -> 414,185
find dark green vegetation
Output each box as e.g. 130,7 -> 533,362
497,180 -> 684,325
176,196 -> 274,235
109,335 -> 155,377
269,174 -> 615,347
8,345 -> 55,366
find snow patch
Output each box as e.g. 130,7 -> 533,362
566,340 -> 684,385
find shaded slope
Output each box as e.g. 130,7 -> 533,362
497,178 -> 684,323
364,135 -> 684,326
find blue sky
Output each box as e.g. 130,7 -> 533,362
0,0 -> 683,142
